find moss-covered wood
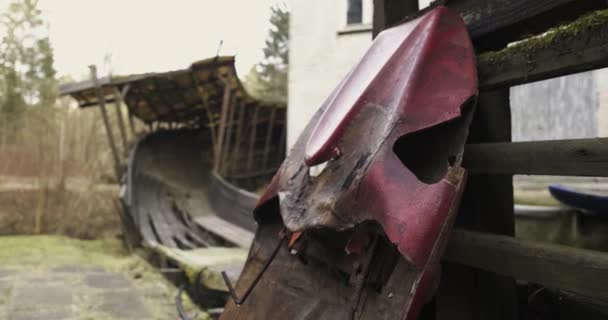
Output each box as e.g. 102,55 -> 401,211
478,9 -> 608,90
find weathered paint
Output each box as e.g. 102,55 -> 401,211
223,6 -> 477,320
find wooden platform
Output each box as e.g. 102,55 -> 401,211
194,215 -> 255,249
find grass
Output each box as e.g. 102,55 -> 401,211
0,235 -> 211,320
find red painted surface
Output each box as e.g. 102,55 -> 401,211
254,6 -> 477,319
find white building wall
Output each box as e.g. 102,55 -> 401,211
287,0 -> 603,148
287,0 -> 373,148
288,0 -> 434,148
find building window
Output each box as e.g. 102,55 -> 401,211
347,0 -> 363,25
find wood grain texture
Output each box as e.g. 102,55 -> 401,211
446,229 -> 608,301
464,138 -> 608,176
437,90 -> 518,319
478,10 -> 608,90
450,0 -> 603,50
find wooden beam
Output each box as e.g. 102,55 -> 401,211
79,98 -> 116,108
261,108 -> 277,171
214,83 -> 231,173
231,102 -> 246,176
221,95 -> 237,175
446,229 -> 608,301
89,65 -> 121,181
437,90 -> 517,320
478,9 -> 608,90
246,106 -> 259,171
464,138 -> 608,176
449,0 -> 604,51
112,87 -> 129,157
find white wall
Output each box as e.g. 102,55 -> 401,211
287,0 -> 373,148
288,0 -> 434,148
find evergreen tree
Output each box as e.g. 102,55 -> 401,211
246,3 -> 289,103
0,0 -> 57,134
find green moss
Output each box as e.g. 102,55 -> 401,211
479,9 -> 608,65
0,235 -> 133,270
153,245 -> 247,290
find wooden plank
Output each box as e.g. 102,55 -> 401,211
221,95 -> 237,175
464,138 -> 608,176
231,102 -> 246,176
214,83 -> 231,173
478,9 -> 608,90
246,106 -> 259,171
194,215 -> 254,249
89,65 -> 122,181
261,108 -> 276,171
449,0 -> 604,51
375,0 -> 604,51
112,88 -> 129,157
437,90 -> 517,320
446,229 -> 608,301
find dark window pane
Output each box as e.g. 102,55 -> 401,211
347,0 -> 363,25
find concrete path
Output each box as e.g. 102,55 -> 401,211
0,235 -> 208,320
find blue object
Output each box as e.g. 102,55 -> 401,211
549,184 -> 608,216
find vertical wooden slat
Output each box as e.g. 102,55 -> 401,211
221,95 -> 237,175
246,106 -> 259,171
372,0 -> 419,38
261,108 -> 277,171
89,65 -> 121,181
231,101 -> 246,176
437,90 -> 518,320
276,119 -> 286,166
214,83 -> 232,173
112,87 -> 129,157
205,106 -> 217,156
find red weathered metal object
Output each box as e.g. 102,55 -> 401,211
222,6 -> 477,319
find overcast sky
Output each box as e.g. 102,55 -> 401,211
0,0 -> 284,80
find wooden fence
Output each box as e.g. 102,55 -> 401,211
374,1 -> 608,318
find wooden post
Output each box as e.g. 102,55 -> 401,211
261,108 -> 277,171
231,101 -> 246,176
214,83 -> 232,173
205,106 -> 217,155
246,106 -> 259,172
276,119 -> 286,166
221,95 -> 237,175
436,90 -> 518,320
113,87 -> 129,157
120,84 -> 136,138
89,65 -> 121,181
373,0 -> 419,38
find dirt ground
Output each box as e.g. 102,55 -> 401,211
0,235 -> 209,320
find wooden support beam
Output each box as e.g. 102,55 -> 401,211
79,98 -> 116,108
464,138 -> 608,176
121,85 -> 136,138
450,0 -> 604,51
437,90 -> 517,320
89,65 -> 121,181
214,84 -> 231,173
276,121 -> 286,166
221,95 -> 237,175
112,88 -> 129,157
446,230 -> 608,302
231,101 -> 246,176
261,108 -> 277,171
246,106 -> 259,171
478,9 -> 608,90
